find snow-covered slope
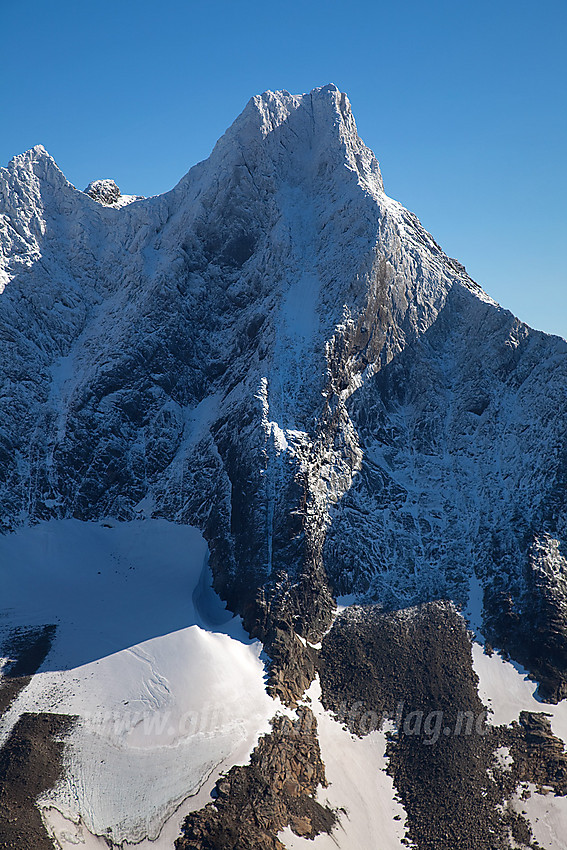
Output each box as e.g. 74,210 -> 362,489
0,519 -> 280,846
1,84 -> 567,849
1,86 -> 565,690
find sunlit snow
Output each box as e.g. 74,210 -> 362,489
279,677 -> 408,850
0,519 -> 278,846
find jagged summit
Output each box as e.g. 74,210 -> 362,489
236,83 -> 346,139
205,83 -> 384,198
5,85 -> 380,219
10,143 -> 53,164
2,142 -> 68,190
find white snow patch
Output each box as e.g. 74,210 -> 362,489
472,643 -> 567,848
42,808 -> 108,849
513,783 -> 567,850
113,194 -> 144,208
279,677 -> 408,849
0,519 -> 278,846
471,643 -> 567,743
494,745 -> 513,771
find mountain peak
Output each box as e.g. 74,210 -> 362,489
206,84 -> 383,197
8,143 -> 58,170
3,143 -> 69,194
2,85 -> 567,850
29,143 -> 50,159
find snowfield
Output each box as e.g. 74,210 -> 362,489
0,519 -> 279,846
513,783 -> 567,850
279,677 -> 408,850
469,626 -> 567,849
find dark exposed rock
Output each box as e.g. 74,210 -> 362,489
319,601 -> 481,728
318,601 -> 548,850
0,712 -> 75,850
244,567 -> 335,705
448,257 -> 467,274
485,534 -> 567,703
175,709 -> 335,850
504,711 -> 567,794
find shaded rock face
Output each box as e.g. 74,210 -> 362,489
175,709 -> 335,850
0,625 -> 56,716
489,534 -> 567,703
0,85 -> 566,701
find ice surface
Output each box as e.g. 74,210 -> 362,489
0,520 -> 278,845
513,783 -> 567,850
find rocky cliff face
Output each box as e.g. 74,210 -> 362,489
1,85 -> 565,703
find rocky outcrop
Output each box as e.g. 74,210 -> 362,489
83,178 -> 143,208
0,712 -> 74,850
247,590 -> 325,706
175,709 -> 335,850
84,179 -> 121,205
505,711 -> 567,794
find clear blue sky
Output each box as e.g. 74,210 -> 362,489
2,0 -> 565,337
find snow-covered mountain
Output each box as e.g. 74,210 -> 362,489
1,85 -> 566,850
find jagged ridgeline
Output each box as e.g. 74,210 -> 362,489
1,85 -> 567,850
